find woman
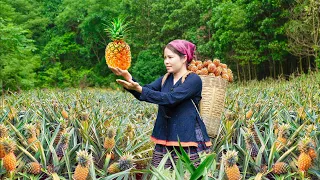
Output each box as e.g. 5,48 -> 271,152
109,39 -> 212,168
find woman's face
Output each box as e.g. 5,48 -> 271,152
164,47 -> 187,73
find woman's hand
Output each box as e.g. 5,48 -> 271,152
116,79 -> 142,93
108,66 -> 133,83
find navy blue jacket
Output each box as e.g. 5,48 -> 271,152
125,73 -> 211,147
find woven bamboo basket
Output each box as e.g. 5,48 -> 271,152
198,75 -> 228,138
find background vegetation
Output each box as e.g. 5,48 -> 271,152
1,0 -> 319,91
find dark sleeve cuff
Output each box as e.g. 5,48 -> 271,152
139,87 -> 150,101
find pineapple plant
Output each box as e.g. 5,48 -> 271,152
105,17 -> 131,70
73,150 -> 91,180
272,162 -> 290,175
275,124 -> 290,149
24,162 -> 42,175
222,150 -> 241,180
104,127 -> 116,152
244,132 -> 258,158
56,132 -> 70,159
297,137 -> 312,172
2,137 -> 16,172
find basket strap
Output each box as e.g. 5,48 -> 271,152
161,73 -> 170,87
161,71 -> 193,87
191,99 -> 202,121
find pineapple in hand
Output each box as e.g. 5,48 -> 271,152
105,17 -> 131,70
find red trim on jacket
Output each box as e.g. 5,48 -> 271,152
150,136 -> 212,147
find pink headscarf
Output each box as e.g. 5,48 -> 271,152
168,39 -> 196,63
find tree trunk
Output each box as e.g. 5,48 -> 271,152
315,51 -> 319,72
299,56 -> 303,74
273,60 -> 276,78
307,56 -> 311,72
269,60 -> 272,78
254,64 -> 257,80
237,61 -> 241,82
280,61 -> 283,76
242,65 -> 246,81
248,62 -> 251,80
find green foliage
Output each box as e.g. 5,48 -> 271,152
131,50 -> 166,85
0,0 -> 319,90
0,18 -> 40,91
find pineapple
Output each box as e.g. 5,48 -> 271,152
2,137 -> 16,172
56,132 -> 70,158
104,128 -> 116,152
74,150 -> 91,180
105,17 -> 131,70
119,153 -> 135,171
34,119 -> 41,137
272,162 -> 290,174
61,109 -> 69,119
275,124 -> 290,149
0,124 -> 8,138
25,162 -> 42,175
245,109 -> 253,119
126,124 -> 134,140
244,132 -> 258,158
79,112 -> 89,121
54,120 -> 68,145
297,107 -> 306,119
108,162 -> 121,174
8,107 -> 16,121
24,123 -> 40,150
307,140 -> 317,161
0,124 -> 8,159
247,119 -> 260,145
222,150 -> 241,180
297,137 -> 312,172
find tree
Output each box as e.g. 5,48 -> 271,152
286,0 -> 320,71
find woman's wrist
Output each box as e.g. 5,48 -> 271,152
135,86 -> 142,93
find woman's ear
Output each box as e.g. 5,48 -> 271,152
182,55 -> 188,64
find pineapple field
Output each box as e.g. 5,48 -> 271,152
0,72 -> 319,180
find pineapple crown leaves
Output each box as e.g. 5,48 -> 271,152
278,124 -> 290,137
0,124 -> 8,138
222,150 -> 238,167
126,123 -> 134,132
104,17 -> 131,41
60,132 -> 71,144
76,150 -> 91,167
224,110 -> 235,120
107,127 -> 116,138
119,152 -> 135,171
2,137 -> 16,153
24,123 -> 37,136
246,118 -> 256,129
298,137 -> 312,153
305,124 -> 317,134
244,132 -> 255,143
